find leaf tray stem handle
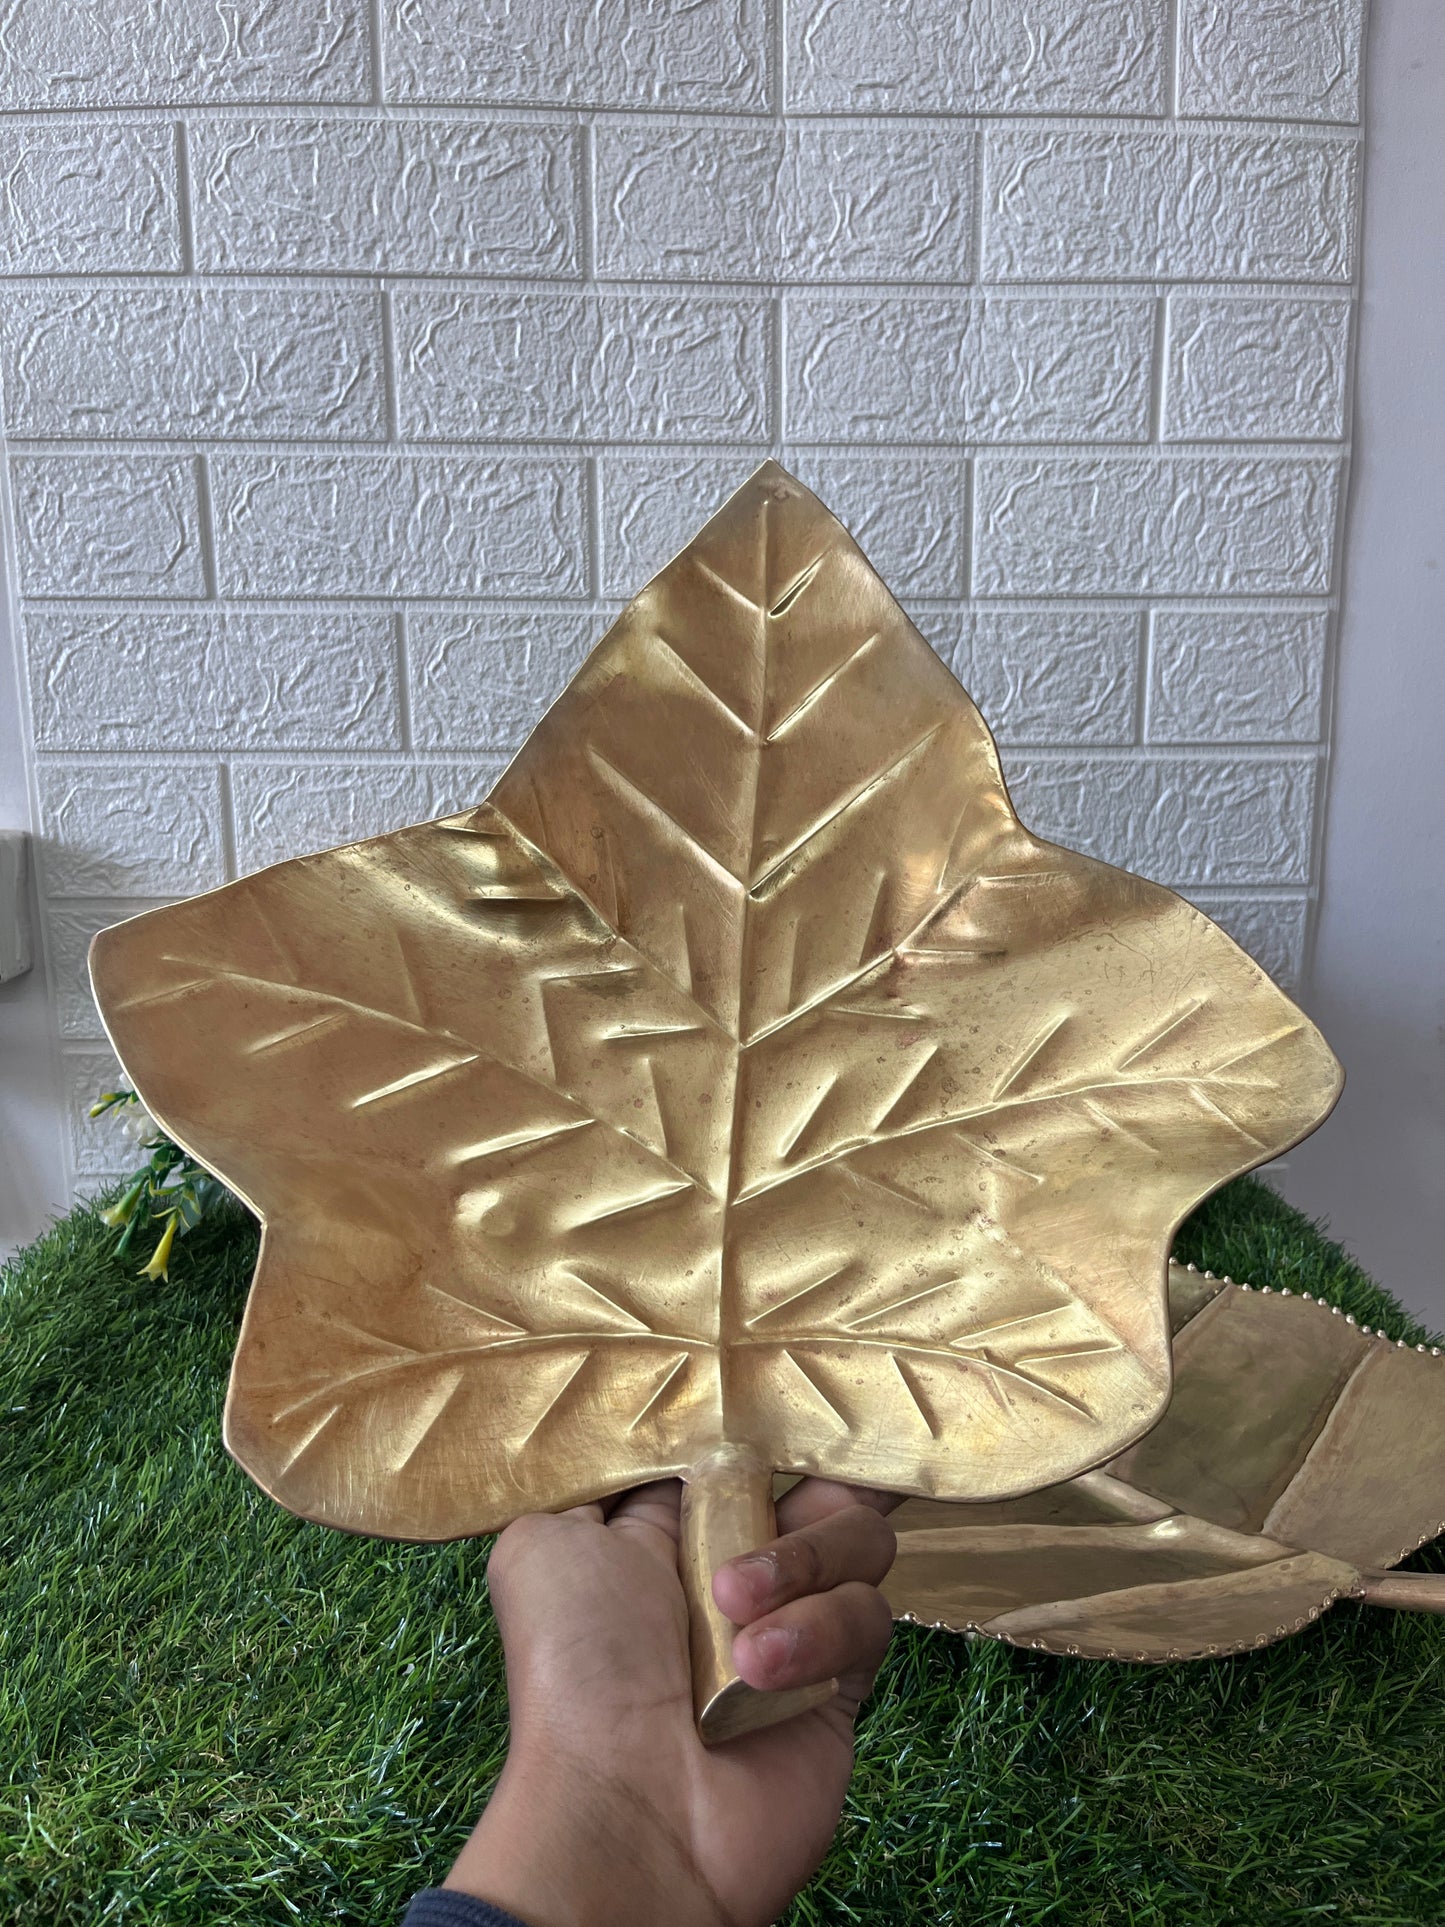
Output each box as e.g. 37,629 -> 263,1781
681,1446 -> 837,1743
1358,1570 -> 1445,1613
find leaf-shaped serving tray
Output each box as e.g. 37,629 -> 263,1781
885,1264 -> 1445,1659
90,463 -> 1341,1738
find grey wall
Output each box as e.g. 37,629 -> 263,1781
1281,4 -> 1445,1322
0,2 -> 1391,1290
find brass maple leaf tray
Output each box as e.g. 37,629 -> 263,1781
885,1262 -> 1445,1660
90,464 -> 1341,1740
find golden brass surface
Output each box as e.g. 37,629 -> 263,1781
89,462 -> 1341,1731
682,1446 -> 837,1742
886,1265 -> 1445,1659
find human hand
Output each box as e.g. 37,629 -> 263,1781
443,1478 -> 897,1927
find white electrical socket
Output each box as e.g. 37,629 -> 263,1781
0,830 -> 33,983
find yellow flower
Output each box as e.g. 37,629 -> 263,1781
100,1177 -> 147,1229
140,1213 -> 179,1282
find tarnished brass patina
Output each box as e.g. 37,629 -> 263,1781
89,463 -> 1341,1738
886,1265 -> 1445,1659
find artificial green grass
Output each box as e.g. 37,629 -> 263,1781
2,1178 -> 1443,1925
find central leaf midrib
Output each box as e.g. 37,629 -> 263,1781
716,492 -> 773,1401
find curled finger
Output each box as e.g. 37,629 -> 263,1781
731,1580 -> 893,1696
712,1503 -> 896,1625
605,1478 -> 684,1566
775,1477 -> 902,1533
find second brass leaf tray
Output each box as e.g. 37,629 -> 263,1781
886,1264 -> 1445,1659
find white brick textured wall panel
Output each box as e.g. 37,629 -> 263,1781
1179,0 -> 1363,123
47,900 -> 174,1037
0,124 -> 179,274
396,293 -> 770,443
961,610 -> 1140,745
212,454 -> 588,598
0,0 -> 1370,1231
1007,752 -> 1318,887
409,609 -> 598,749
0,0 -> 368,109
63,1045 -> 132,1178
1164,296 -> 1351,442
598,451 -> 760,593
386,0 -> 768,110
26,609 -> 402,752
788,0 -> 1166,114
193,120 -> 581,276
12,455 -> 204,598
786,295 -> 1154,444
1182,891 -> 1310,990
975,456 -> 1341,597
1149,610 -> 1327,744
780,454 -> 972,597
595,122 -> 974,284
1,284 -> 384,441
599,452 -> 968,597
36,762 -> 226,897
985,127 -> 1358,282
232,760 -> 503,871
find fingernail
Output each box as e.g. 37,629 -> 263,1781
730,1552 -> 778,1598
745,1625 -> 799,1675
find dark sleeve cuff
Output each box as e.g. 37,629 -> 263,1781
400,1890 -> 532,1927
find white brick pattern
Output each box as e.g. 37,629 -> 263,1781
1163,297 -> 1351,442
1148,611 -> 1328,744
62,1045 -> 136,1179
1,0 -> 1363,1197
785,296 -> 1155,444
1178,1 -> 1364,122
408,611 -> 598,749
595,123 -> 977,283
1,285 -> 385,441
974,455 -> 1342,596
0,124 -> 180,272
193,120 -> 582,276
35,763 -> 227,897
0,2 -> 370,109
387,0 -> 769,110
211,453 -> 588,597
26,610 -> 402,751
232,759 -> 503,870
787,1 -> 1169,115
13,454 -> 205,597
1008,752 -> 1319,887
984,127 -> 1357,282
395,293 -> 771,442
958,612 -> 1142,746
